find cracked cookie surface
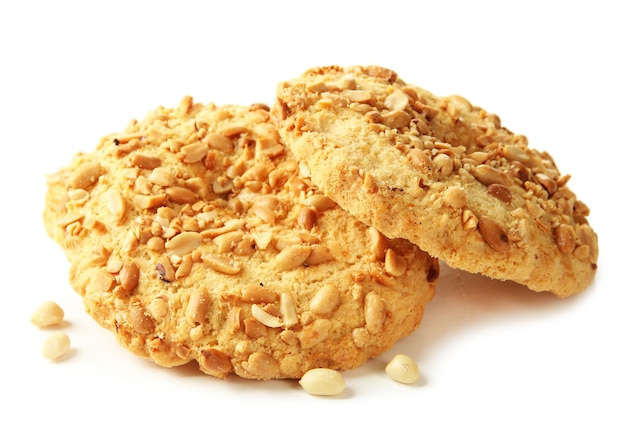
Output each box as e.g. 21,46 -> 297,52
43,97 -> 438,379
273,65 -> 597,297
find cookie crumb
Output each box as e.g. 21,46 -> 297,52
31,301 -> 65,328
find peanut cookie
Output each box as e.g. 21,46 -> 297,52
273,65 -> 598,298
43,97 -> 438,380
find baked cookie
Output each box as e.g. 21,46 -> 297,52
273,65 -> 598,298
43,97 -> 438,380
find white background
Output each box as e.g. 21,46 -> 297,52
1,1 -> 623,419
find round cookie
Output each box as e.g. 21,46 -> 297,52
43,97 -> 438,380
273,65 -> 598,298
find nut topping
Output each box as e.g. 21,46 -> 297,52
199,348 -> 233,379
129,304 -> 154,334
384,249 -> 407,277
364,292 -> 386,334
119,262 -> 140,292
242,352 -> 280,380
166,231 -> 202,257
554,224 -> 576,254
130,153 -> 161,169
165,186 -> 196,204
274,245 -> 312,271
407,148 -> 432,172
202,254 -> 241,275
279,293 -> 298,327
309,284 -> 340,317
486,183 -> 513,204
473,164 -> 510,186
186,287 -> 211,325
477,217 -> 510,252
251,304 -> 283,328
302,194 -> 336,211
241,284 -> 278,304
106,189 -> 127,222
443,185 -> 467,209
384,89 -> 410,111
298,319 -> 331,349
68,162 -> 102,190
180,142 -> 209,163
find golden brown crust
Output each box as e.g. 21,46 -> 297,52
273,65 -> 598,298
43,97 -> 437,379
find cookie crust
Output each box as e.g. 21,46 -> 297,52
274,65 -> 598,297
44,97 -> 438,379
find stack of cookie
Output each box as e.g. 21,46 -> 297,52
43,65 -> 598,380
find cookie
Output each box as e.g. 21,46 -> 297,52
273,65 -> 598,298
43,97 -> 438,380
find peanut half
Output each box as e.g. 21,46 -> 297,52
31,301 -> 65,328
42,332 -> 71,360
385,354 -> 420,384
299,368 -> 346,396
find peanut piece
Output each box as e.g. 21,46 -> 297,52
251,304 -> 283,328
106,189 -> 126,222
130,153 -> 161,169
166,231 -> 202,257
274,245 -> 312,271
241,284 -> 279,303
364,292 -> 386,334
304,246 -> 335,266
181,142 -> 208,163
368,227 -> 388,261
31,301 -> 65,328
385,354 -> 420,384
199,348 -> 233,379
299,319 -> 331,348
129,305 -> 154,334
205,132 -> 234,152
477,217 -> 510,252
407,148 -> 432,172
298,206 -> 318,230
186,287 -> 211,325
165,186 -> 196,204
384,89 -> 409,111
202,254 -> 241,275
134,193 -> 167,209
384,249 -> 407,277
381,109 -> 411,129
502,145 -> 531,164
299,368 -> 346,396
555,224 -> 576,254
443,185 -> 467,209
432,153 -> 454,176
310,284 -> 340,317
279,293 -> 298,327
303,194 -> 336,211
42,332 -> 71,360
344,89 -> 373,103
148,167 -> 174,186
242,352 -> 280,380
473,164 -> 510,186
119,262 -> 140,292
68,162 -> 102,190
487,183 -> 513,204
